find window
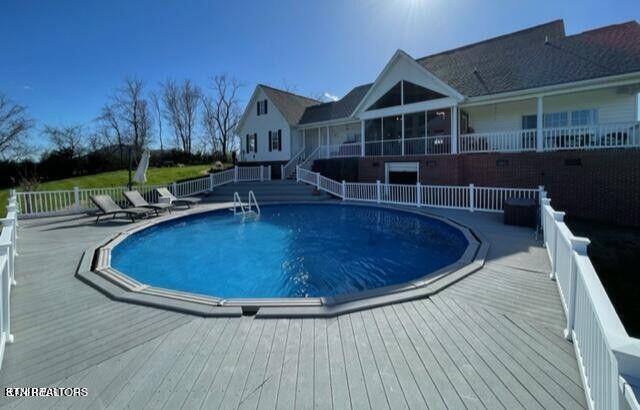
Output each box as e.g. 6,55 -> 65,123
367,82 -> 402,110
522,115 -> 537,130
269,130 -> 282,151
367,81 -> 446,111
403,81 -> 446,104
543,112 -> 568,128
571,109 -> 598,126
257,100 -> 268,116
246,133 -> 257,153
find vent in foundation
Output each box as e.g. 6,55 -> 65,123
564,158 -> 582,166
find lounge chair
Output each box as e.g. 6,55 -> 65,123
90,195 -> 152,223
123,190 -> 172,215
156,187 -> 201,208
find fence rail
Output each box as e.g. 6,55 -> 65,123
16,166 -> 265,218
0,190 -> 18,369
542,197 -> 640,410
296,165 -> 542,212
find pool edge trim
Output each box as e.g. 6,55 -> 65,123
83,201 -> 488,317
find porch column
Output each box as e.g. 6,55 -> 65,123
536,96 -> 544,152
450,105 -> 458,154
302,128 -> 306,152
360,120 -> 365,157
401,114 -> 405,156
326,126 -> 330,146
425,111 -> 429,154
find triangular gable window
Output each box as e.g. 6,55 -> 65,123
403,81 -> 446,104
367,80 -> 447,111
367,82 -> 401,110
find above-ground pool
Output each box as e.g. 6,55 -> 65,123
110,204 -> 469,299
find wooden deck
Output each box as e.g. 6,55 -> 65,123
0,205 -> 586,409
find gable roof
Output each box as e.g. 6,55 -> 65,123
251,20 -> 640,127
299,83 -> 372,125
417,20 -> 640,97
259,84 -> 320,125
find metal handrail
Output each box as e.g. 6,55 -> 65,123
232,192 -> 245,216
248,191 -> 260,216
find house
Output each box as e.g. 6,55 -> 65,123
237,19 -> 640,188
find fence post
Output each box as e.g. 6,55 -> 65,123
296,166 -> 300,182
0,219 -> 15,286
171,182 -> 177,197
281,164 -> 285,181
376,180 -> 381,203
342,180 -> 346,200
550,210 -> 566,280
268,165 -> 272,181
469,184 -> 475,212
416,182 -> 421,208
209,174 -> 214,191
73,187 -> 80,212
0,244 -> 14,344
260,165 -> 264,182
234,166 -> 238,183
563,236 -> 590,341
316,173 -> 320,189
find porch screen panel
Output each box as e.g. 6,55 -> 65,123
383,115 -> 402,156
404,112 -> 426,155
365,118 -> 382,156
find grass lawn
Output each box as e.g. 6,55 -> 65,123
1,165 -> 213,217
567,217 -> 640,338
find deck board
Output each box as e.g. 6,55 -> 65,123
0,204 -> 587,409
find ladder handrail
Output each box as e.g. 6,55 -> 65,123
233,192 -> 245,215
248,190 -> 260,215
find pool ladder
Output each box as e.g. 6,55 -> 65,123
233,191 -> 261,219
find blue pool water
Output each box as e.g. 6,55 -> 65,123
111,204 -> 468,298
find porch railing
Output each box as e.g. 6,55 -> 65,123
543,122 -> 640,151
459,129 -> 537,153
0,190 -> 18,369
309,122 -> 640,159
542,197 -> 640,410
16,166 -> 266,218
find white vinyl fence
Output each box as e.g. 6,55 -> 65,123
0,190 -> 18,369
16,166 -> 266,218
296,166 -> 541,212
541,198 -> 640,410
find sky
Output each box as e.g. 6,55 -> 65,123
1,0 -> 639,151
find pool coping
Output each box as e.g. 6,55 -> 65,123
79,201 -> 488,317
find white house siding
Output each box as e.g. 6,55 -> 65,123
463,86 -> 638,133
238,88 -> 292,162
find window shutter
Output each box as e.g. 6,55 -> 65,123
257,101 -> 260,116
277,129 -> 282,151
245,134 -> 249,153
264,100 -> 268,114
254,133 -> 257,153
268,131 -> 272,152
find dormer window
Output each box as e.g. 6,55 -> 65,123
257,99 -> 268,116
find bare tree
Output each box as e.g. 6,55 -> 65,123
201,75 -> 241,161
150,91 -> 164,156
98,78 -> 153,165
43,125 -> 85,155
0,94 -> 34,160
162,79 -> 200,154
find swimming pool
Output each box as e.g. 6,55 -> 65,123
111,204 -> 469,299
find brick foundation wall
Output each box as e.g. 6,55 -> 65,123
356,150 -> 640,227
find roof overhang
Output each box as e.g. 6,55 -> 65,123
351,49 -> 465,117
462,71 -> 640,107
